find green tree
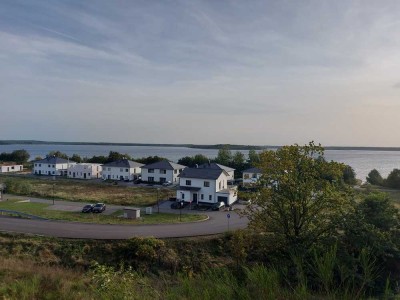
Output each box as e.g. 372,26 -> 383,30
178,154 -> 209,168
106,151 -> 129,163
232,151 -> 245,170
70,154 -> 82,163
11,149 -> 30,163
215,145 -> 232,166
244,142 -> 352,249
366,169 -> 383,186
385,169 -> 400,189
48,151 -> 68,159
248,149 -> 260,166
342,165 -> 357,185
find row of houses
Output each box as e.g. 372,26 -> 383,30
30,156 -> 262,206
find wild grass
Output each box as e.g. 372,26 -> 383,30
0,174 -> 173,206
0,199 -> 206,224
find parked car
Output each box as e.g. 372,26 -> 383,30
81,204 -> 94,213
92,203 -> 106,213
162,181 -> 172,186
170,201 -> 186,209
211,202 -> 225,211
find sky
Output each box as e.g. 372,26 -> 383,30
1,0 -> 400,146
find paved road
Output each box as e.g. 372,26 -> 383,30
0,195 -> 248,239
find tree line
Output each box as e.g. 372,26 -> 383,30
0,149 -> 30,164
367,168 -> 400,189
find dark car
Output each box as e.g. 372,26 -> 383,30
170,201 -> 186,209
81,204 -> 94,213
92,203 -> 106,213
211,202 -> 225,211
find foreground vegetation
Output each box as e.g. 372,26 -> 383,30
0,199 -> 205,224
0,175 -> 172,206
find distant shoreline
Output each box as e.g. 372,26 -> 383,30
1,140 -> 400,151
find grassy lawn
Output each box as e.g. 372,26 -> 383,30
0,174 -> 174,206
0,199 -> 206,224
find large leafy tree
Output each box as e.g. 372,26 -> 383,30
245,142 -> 353,249
215,145 -> 232,166
385,169 -> 400,189
366,169 -> 384,186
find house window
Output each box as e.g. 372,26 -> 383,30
219,181 -> 221,189
148,169 -> 154,173
186,180 -> 191,186
126,169 -> 129,172
174,170 -> 178,174
244,174 -> 250,179
69,172 -> 71,175
252,173 -> 257,178
39,164 -> 41,167
160,177 -> 166,183
120,168 -> 123,172
204,181 -> 210,187
52,171 -> 55,174
209,195 -> 212,201
35,164 -> 37,167
148,177 -> 154,182
182,193 -> 185,200
52,164 -> 55,168
160,169 -> 166,174
201,194 -> 204,200
48,165 -> 51,167
108,168 -> 111,171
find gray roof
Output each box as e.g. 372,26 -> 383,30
102,159 -> 144,168
179,168 -> 228,180
33,156 -> 72,164
142,160 -> 186,170
198,162 -> 235,172
243,167 -> 262,173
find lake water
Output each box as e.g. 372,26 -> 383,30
1,144 -> 399,182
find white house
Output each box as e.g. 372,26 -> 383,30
102,159 -> 143,181
33,156 -> 75,176
141,160 -> 186,184
67,163 -> 102,179
198,163 -> 235,182
0,163 -> 23,173
176,168 -> 238,206
242,167 -> 262,185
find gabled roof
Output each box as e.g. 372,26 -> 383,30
179,168 -> 229,180
33,156 -> 72,164
198,162 -> 235,172
243,167 -> 262,173
102,159 -> 144,168
141,160 -> 186,170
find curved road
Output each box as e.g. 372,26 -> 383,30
0,194 -> 248,239
0,212 -> 248,239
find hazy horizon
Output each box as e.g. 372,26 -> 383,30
1,1 -> 400,146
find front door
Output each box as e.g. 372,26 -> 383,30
193,193 -> 198,204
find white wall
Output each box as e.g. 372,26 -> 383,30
33,162 -> 74,176
176,174 -> 232,204
0,165 -> 23,173
102,166 -> 141,181
142,168 -> 183,183
67,164 -> 102,179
